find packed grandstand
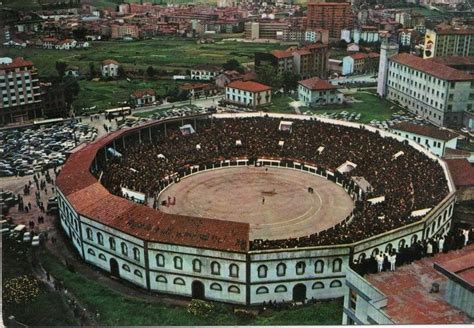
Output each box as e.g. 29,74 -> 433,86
97,116 -> 449,250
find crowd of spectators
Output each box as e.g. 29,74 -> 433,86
98,117 -> 449,250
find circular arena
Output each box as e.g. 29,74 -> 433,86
56,113 -> 456,305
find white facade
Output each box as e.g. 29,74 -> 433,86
342,56 -> 354,76
225,86 -> 271,108
377,41 -> 399,97
190,69 -> 220,81
399,30 -> 412,47
390,129 -> 457,157
101,63 -> 119,78
298,84 -> 343,107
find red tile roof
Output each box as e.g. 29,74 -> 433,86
227,80 -> 271,93
0,57 -> 34,70
445,159 -> 474,187
350,53 -> 369,60
298,77 -> 338,91
434,251 -> 474,290
271,50 -> 293,59
102,59 -> 119,65
392,122 -> 458,141
428,56 -> 474,67
131,88 -> 156,98
391,53 -> 474,81
56,122 -> 250,252
436,28 -> 474,35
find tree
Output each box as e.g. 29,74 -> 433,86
281,71 -> 301,94
223,59 -> 243,73
63,77 -> 80,108
55,61 -> 67,79
88,62 -> 96,80
72,27 -> 87,40
256,64 -> 282,89
118,66 -> 126,78
146,66 -> 156,78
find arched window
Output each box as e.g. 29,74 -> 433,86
210,261 -> 220,275
371,248 -> 379,257
98,253 -> 106,261
312,282 -> 324,289
133,247 -> 140,261
426,227 -> 431,238
156,254 -> 165,267
256,286 -> 269,294
398,239 -> 406,250
296,261 -> 306,275
274,285 -> 287,293
332,259 -> 342,273
229,264 -> 239,277
257,265 -> 267,278
109,237 -> 116,251
228,285 -> 240,294
330,280 -> 342,288
134,270 -> 142,277
314,260 -> 324,273
174,256 -> 183,270
385,243 -> 393,254
87,248 -> 95,256
210,283 -> 222,291
156,275 -> 167,283
193,259 -> 202,272
121,242 -> 128,256
276,263 -> 286,276
357,253 -> 366,262
173,278 -> 185,286
86,228 -> 93,240
122,264 -> 130,272
97,232 -> 104,245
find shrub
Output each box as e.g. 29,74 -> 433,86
3,275 -> 40,304
187,299 -> 214,317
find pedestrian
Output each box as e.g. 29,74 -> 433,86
376,252 -> 384,273
426,241 -> 433,257
389,252 -> 397,272
462,229 -> 469,246
438,236 -> 445,253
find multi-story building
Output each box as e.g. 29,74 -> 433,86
307,2 -> 354,39
298,77 -> 343,107
398,29 -> 414,47
292,49 -> 313,79
385,53 -> 474,127
342,52 -> 379,76
190,64 -> 222,81
390,122 -> 458,157
423,27 -> 474,59
244,21 -> 289,40
111,24 -> 140,39
101,59 -> 119,78
0,57 -> 42,125
225,80 -> 271,108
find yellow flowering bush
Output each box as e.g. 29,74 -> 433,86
3,275 -> 40,304
187,299 -> 215,317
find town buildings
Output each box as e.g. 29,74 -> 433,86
190,64 -> 222,81
385,53 -> 474,127
424,27 -> 474,59
101,59 -> 120,78
0,57 -> 42,124
342,52 -> 380,76
307,2 -> 354,39
111,24 -> 140,39
131,89 -> 156,107
225,80 -> 271,108
298,77 -> 343,107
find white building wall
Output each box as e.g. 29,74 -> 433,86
391,129 -> 457,157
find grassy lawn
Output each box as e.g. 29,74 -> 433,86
307,91 -> 401,124
40,251 -> 342,326
73,79 -> 180,111
2,238 -> 78,326
1,39 -> 285,78
265,95 -> 298,114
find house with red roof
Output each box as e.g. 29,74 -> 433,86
225,80 -> 271,108
101,59 -> 120,78
298,77 -> 343,107
130,89 -> 156,107
342,52 -> 380,75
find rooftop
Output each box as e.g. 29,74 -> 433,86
428,56 -> 474,68
227,80 -> 271,92
391,122 -> 459,141
102,59 -> 119,65
131,88 -> 156,98
366,244 -> 474,324
436,28 -> 474,35
434,251 -> 474,291
271,50 -> 293,59
298,77 -> 338,91
56,125 -> 250,253
391,53 -> 474,81
445,159 -> 474,187
0,57 -> 34,70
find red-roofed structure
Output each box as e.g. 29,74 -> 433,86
445,159 -> 474,188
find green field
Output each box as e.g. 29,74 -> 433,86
40,251 -> 342,326
307,92 -> 401,123
1,39 -> 285,78
264,95 -> 298,114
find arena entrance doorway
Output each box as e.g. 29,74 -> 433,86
293,284 -> 306,302
192,281 -> 205,299
110,258 -> 119,277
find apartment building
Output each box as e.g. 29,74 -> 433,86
298,77 -> 343,107
386,53 -> 474,127
307,2 -> 354,39
225,80 -> 271,108
111,24 -> 140,39
0,57 -> 42,125
424,28 -> 474,59
244,21 -> 289,40
342,52 -> 379,76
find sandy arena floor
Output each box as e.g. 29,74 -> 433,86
158,167 -> 354,240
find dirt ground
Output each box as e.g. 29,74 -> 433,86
159,167 -> 354,240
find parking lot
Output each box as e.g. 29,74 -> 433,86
0,121 -> 98,177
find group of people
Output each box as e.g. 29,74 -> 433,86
98,117 -> 449,249
351,227 -> 473,276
